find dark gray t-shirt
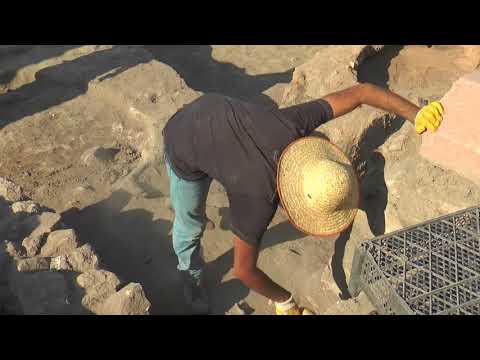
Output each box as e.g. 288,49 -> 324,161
163,94 -> 333,246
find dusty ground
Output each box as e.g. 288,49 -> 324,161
1,45 -> 479,315
0,45 -> 329,315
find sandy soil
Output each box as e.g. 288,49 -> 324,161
0,45 -> 331,315
1,45 -> 478,315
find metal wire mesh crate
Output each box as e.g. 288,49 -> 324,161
348,206 -> 480,315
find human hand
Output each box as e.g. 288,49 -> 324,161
274,295 -> 315,315
415,101 -> 444,134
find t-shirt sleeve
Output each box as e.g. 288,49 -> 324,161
228,193 -> 277,246
279,98 -> 334,136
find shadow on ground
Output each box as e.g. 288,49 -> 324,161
329,121 -> 394,299
357,45 -> 404,88
1,45 -> 294,131
62,190 -> 187,315
81,142 -> 390,314
0,45 -> 82,89
0,46 -> 151,129
144,45 -> 294,107
205,215 -> 307,314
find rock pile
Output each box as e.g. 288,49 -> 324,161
0,176 -> 150,315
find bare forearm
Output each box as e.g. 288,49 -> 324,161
237,267 -> 291,303
233,236 -> 290,303
359,83 -> 420,123
323,83 -> 420,124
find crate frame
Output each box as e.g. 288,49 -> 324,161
348,205 -> 480,315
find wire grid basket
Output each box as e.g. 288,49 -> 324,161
348,206 -> 480,315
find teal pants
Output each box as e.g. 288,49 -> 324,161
165,155 -> 212,282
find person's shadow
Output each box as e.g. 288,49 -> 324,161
361,152 -> 388,236
324,46 -> 408,299
143,45 -> 294,108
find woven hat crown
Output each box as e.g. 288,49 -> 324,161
302,159 -> 352,213
277,136 -> 359,236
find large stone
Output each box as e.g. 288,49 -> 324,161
318,110 -> 393,169
22,236 -> 45,257
4,241 -> 24,258
99,283 -> 150,315
11,200 -> 41,214
40,229 -> 79,257
206,180 -> 229,208
388,45 -> 480,101
50,243 -> 99,273
49,253 -> 70,271
281,45 -> 384,106
34,212 -> 62,231
77,269 -> 122,314
77,269 -> 121,290
21,212 -> 62,256
0,177 -> 24,202
420,70 -> 480,186
15,257 -> 51,272
384,155 -> 480,228
280,45 -> 392,170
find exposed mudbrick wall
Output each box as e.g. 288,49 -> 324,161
420,69 -> 480,186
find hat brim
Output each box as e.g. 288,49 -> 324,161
277,136 -> 360,237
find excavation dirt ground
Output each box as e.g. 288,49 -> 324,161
1,45 -> 479,315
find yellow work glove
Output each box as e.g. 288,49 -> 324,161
274,295 -> 315,315
414,101 -> 445,134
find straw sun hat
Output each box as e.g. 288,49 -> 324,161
277,136 -> 360,236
